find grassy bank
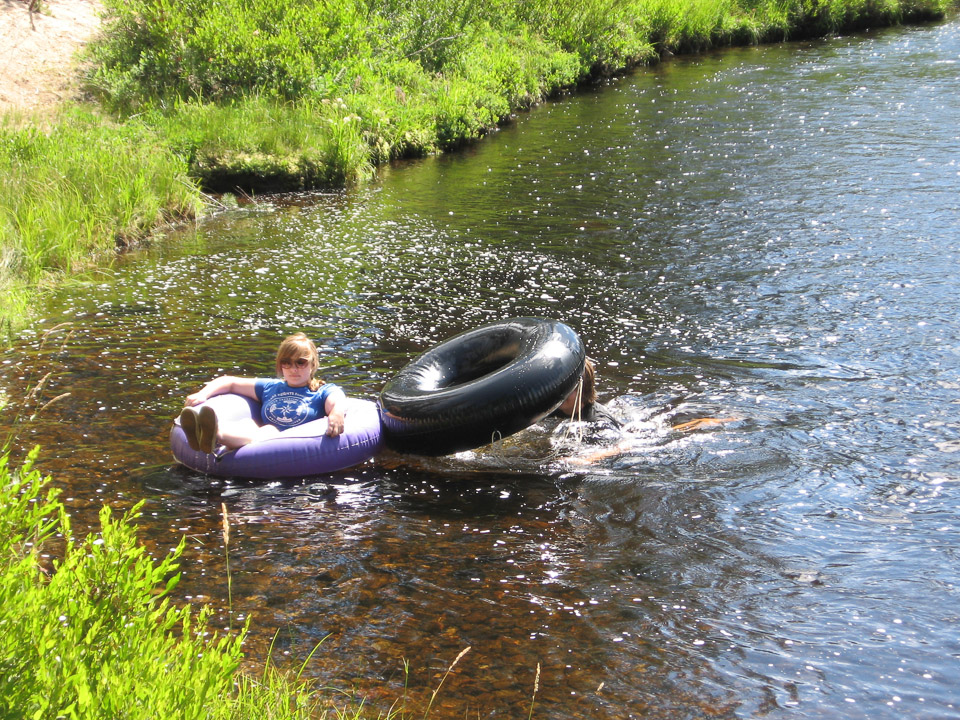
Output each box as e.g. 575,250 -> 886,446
0,108 -> 205,339
81,0 -> 954,186
1,0 -> 952,336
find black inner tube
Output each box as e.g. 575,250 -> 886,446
379,317 -> 585,455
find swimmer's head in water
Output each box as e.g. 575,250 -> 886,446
557,358 -> 596,417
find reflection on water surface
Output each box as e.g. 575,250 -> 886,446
3,17 -> 960,720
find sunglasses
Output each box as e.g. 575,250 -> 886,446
281,358 -> 311,368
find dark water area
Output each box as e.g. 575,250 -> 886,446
3,17 -> 960,719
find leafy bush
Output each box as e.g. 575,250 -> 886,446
0,448 -> 248,719
86,0 -> 384,110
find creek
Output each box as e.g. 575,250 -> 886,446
3,17 -> 960,719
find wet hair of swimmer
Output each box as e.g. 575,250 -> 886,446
274,332 -> 326,391
557,358 -> 598,417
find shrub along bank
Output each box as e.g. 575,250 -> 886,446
1,0 -> 952,336
0,449 -> 337,720
82,0 -> 953,185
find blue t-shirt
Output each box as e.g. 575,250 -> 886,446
254,379 -> 340,429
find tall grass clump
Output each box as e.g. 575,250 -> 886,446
0,109 -> 201,280
0,112 -> 197,300
144,95 -> 375,191
0,109 -> 203,336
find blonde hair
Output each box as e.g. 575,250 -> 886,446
571,358 -> 597,416
275,332 -> 325,391
580,358 -> 597,406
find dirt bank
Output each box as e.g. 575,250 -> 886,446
0,0 -> 103,113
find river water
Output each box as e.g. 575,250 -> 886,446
3,17 -> 960,720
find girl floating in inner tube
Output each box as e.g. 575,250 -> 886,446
178,332 -> 348,454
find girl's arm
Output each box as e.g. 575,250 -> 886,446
324,387 -> 347,437
185,376 -> 259,406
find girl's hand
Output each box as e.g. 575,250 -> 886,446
184,392 -> 207,407
324,388 -> 348,437
325,408 -> 345,437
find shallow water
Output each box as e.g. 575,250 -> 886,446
3,17 -> 960,719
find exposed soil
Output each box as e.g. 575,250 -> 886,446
0,0 -> 103,113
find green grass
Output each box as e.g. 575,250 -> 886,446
0,0 -> 953,335
144,95 -> 375,191
0,108 -> 204,340
0,448 -> 246,719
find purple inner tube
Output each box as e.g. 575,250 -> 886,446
170,394 -> 383,479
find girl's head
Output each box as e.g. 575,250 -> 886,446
275,333 -> 325,391
557,358 -> 597,417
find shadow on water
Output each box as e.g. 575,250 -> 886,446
3,17 -> 960,720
